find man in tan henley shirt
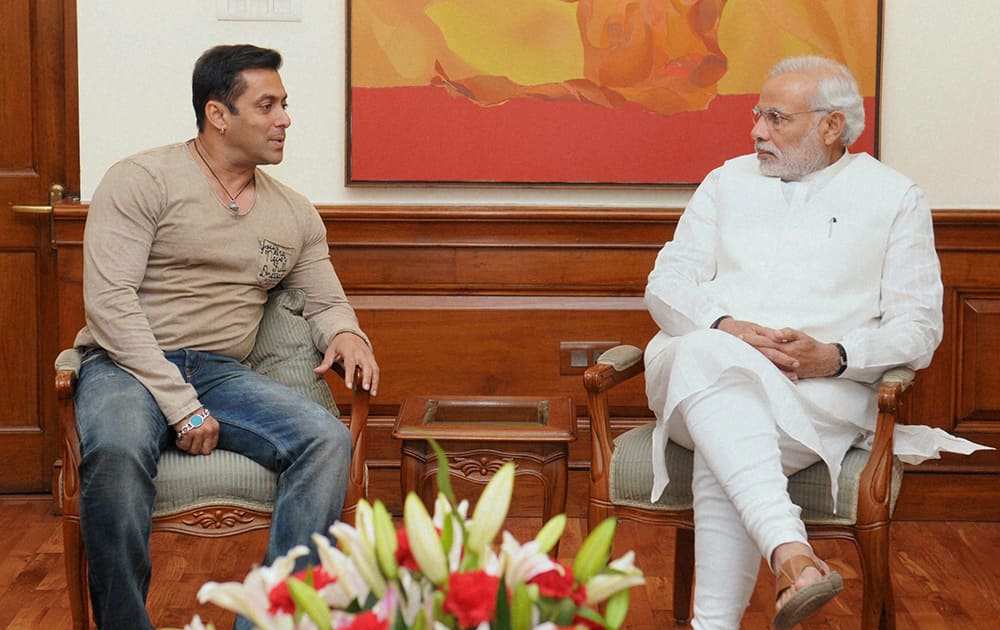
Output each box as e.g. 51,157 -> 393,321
70,44 -> 378,630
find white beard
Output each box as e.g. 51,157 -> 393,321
756,127 -> 829,181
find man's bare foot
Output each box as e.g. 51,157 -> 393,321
776,561 -> 826,610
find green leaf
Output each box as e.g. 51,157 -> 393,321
287,576 -> 332,629
493,576 -> 512,630
429,438 -> 457,507
573,517 -> 617,583
440,507 -> 455,555
604,588 -> 631,629
575,606 -> 605,625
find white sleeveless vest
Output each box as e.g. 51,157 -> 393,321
704,152 -> 914,342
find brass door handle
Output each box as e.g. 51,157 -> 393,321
11,204 -> 53,214
11,184 -> 65,214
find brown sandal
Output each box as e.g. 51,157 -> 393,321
772,555 -> 843,630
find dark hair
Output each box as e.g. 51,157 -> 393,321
192,44 -> 283,132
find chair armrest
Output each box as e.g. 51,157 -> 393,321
874,367 -> 914,438
54,349 -> 83,511
585,345 -> 646,513
856,367 -> 916,524
55,349 -> 80,399
584,345 -> 645,395
331,364 -> 371,518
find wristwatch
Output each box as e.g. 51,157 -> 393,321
832,343 -> 848,377
176,409 -> 209,440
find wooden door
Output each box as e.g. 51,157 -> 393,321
0,0 -> 78,492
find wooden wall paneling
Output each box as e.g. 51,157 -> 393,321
322,205 -> 675,295
959,294 -> 1000,422
894,212 -> 1000,519
52,206 -> 1000,519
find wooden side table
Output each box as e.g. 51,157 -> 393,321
392,396 -> 577,530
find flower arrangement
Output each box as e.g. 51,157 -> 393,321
176,442 -> 643,630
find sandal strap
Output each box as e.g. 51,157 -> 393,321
776,555 -> 822,597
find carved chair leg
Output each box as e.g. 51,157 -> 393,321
63,516 -> 90,630
856,525 -> 894,630
673,527 -> 695,625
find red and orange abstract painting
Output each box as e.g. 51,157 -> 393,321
347,0 -> 880,186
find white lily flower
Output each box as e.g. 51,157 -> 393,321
404,493 -> 450,584
584,551 -> 646,605
442,512 -> 468,572
394,570 -> 434,625
182,614 -> 210,630
329,519 -> 387,598
196,545 -> 309,628
431,494 -> 469,529
353,499 -> 377,542
313,533 -> 370,606
500,531 -> 559,586
481,540 -> 502,577
466,462 -> 515,551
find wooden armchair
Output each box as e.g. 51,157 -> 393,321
55,289 -> 370,630
584,345 -> 912,630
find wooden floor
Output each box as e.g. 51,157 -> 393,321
2,495 -> 998,629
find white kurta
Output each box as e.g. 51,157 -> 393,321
645,151 -> 989,504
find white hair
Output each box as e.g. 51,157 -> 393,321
768,56 -> 866,147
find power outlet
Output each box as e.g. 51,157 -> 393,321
559,341 -> 620,375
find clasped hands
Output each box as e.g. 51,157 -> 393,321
715,318 -> 841,382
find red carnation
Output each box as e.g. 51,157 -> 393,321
395,527 -> 420,572
443,570 -> 501,628
529,564 -> 587,606
339,610 -> 389,630
267,566 -> 337,615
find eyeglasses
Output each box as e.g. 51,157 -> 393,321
752,106 -> 831,129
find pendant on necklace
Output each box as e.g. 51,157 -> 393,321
229,201 -> 240,212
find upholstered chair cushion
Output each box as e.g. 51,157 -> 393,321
609,423 -> 904,526
245,288 -> 339,417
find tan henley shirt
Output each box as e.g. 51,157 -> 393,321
74,142 -> 367,425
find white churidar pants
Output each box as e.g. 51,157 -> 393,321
672,375 -> 821,629
646,330 -> 865,629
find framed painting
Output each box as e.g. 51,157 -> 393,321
346,0 -> 882,187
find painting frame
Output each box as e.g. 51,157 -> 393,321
346,0 -> 883,188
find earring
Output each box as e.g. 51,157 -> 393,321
218,126 -> 225,135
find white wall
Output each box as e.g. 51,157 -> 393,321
78,0 -> 1000,209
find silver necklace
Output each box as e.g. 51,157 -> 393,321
192,139 -> 254,212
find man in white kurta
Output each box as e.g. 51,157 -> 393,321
643,56 -> 988,630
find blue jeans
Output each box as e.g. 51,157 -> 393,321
74,348 -> 352,630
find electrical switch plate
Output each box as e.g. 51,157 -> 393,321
217,0 -> 302,22
559,341 -> 620,375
